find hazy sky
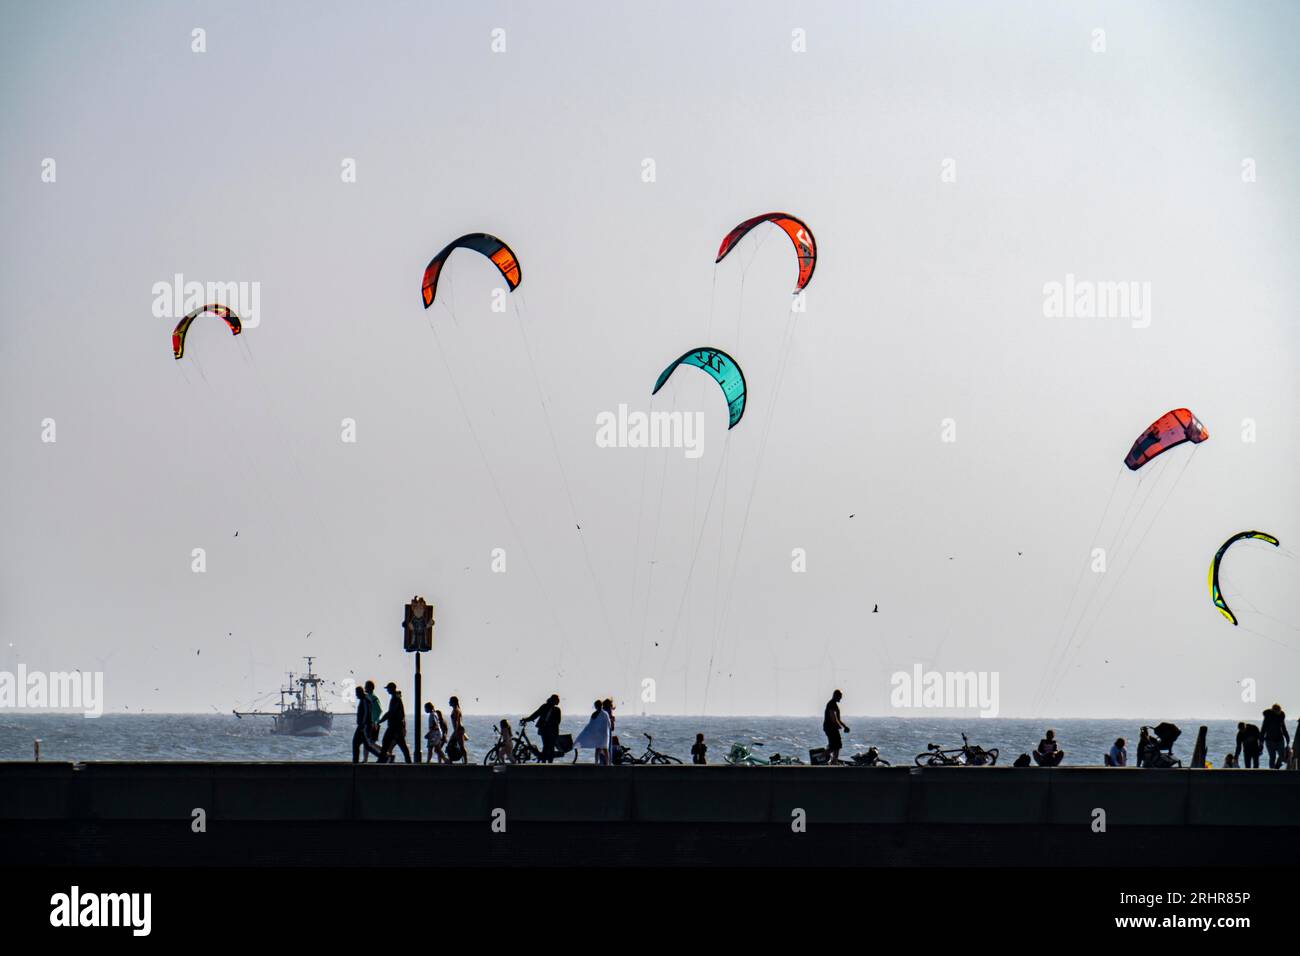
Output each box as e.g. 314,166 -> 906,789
2,1 -> 1297,718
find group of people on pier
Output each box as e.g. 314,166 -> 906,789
349,681 -> 1296,771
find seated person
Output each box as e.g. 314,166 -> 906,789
1032,729 -> 1065,767
1105,737 -> 1127,767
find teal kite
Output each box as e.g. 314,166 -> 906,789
652,347 -> 747,428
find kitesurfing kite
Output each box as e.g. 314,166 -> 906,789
1124,408 -> 1208,471
716,212 -> 816,293
1209,531 -> 1280,626
172,304 -> 241,359
421,233 -> 521,308
652,347 -> 747,428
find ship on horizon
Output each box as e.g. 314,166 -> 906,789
233,657 -> 335,737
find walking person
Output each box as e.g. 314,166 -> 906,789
424,702 -> 447,763
523,694 -> 562,763
352,686 -> 383,763
446,696 -> 468,764
364,680 -> 382,750
1261,703 -> 1290,769
823,689 -> 850,764
377,681 -> 411,763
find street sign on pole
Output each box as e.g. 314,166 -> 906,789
403,597 -> 434,764
403,598 -> 434,653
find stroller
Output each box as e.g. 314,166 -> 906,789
1139,722 -> 1182,768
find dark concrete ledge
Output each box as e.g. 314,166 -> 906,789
3,763 -> 1297,866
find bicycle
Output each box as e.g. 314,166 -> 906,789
620,732 -> 683,765
481,721 -> 557,764
846,746 -> 891,767
724,741 -> 803,766
914,733 -> 998,767
482,726 -> 515,765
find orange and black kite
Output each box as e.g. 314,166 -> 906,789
716,212 -> 816,293
421,233 -> 522,308
1124,408 -> 1208,471
172,304 -> 241,359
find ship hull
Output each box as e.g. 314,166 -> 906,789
272,712 -> 333,737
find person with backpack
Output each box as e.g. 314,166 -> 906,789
1261,704 -> 1290,769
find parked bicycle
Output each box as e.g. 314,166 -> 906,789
483,726 -> 511,765
724,741 -> 803,766
847,746 -> 891,767
914,733 -> 998,767
620,732 -> 683,765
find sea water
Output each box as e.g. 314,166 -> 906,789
0,713 -> 1260,766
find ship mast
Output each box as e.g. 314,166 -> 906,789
300,657 -> 323,712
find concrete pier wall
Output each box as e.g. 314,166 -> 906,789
3,763 -> 1297,866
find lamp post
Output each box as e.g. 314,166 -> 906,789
403,596 -> 434,764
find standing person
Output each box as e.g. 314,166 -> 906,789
364,680 -> 382,748
691,733 -> 708,765
1135,726 -> 1150,768
446,696 -> 468,765
574,699 -> 611,764
823,690 -> 850,764
424,702 -> 447,764
377,682 -> 411,763
432,708 -> 449,763
1261,704 -> 1290,769
352,686 -> 383,763
498,718 -> 516,763
523,694 -> 562,763
1235,721 -> 1263,769
601,699 -> 616,766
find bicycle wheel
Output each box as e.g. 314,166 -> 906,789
482,745 -> 500,766
650,754 -> 682,765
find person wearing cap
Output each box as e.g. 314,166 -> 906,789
377,681 -> 411,763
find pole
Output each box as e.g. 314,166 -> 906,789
413,650 -> 422,764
